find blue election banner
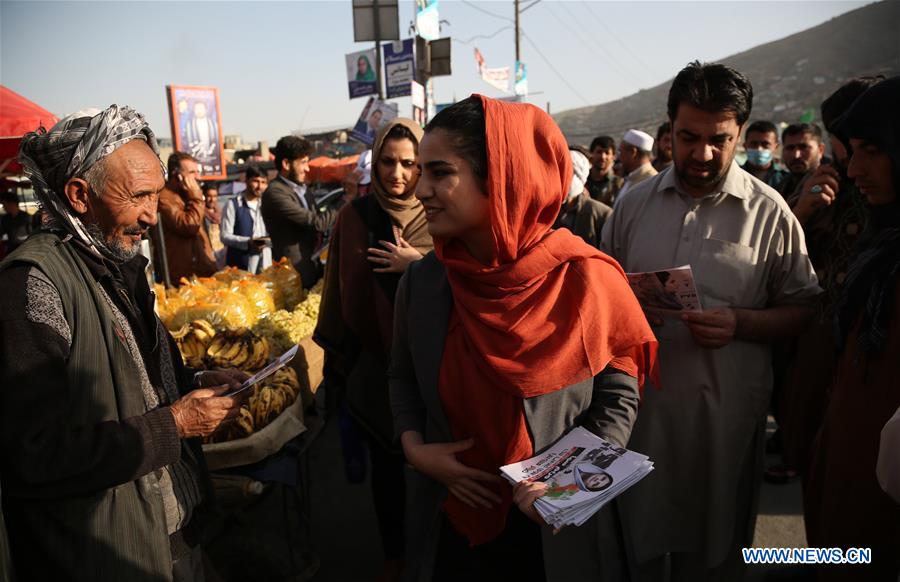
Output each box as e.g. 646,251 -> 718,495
384,39 -> 415,99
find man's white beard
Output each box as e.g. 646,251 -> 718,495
85,222 -> 140,263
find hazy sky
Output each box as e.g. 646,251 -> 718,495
1,0 -> 871,143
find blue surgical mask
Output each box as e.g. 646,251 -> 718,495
746,149 -> 773,167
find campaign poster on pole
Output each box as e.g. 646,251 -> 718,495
426,78 -> 436,119
415,0 -> 439,41
411,81 -> 426,126
384,39 -> 415,99
166,85 -> 226,180
350,96 -> 399,146
346,48 -> 379,99
515,61 -> 528,96
482,67 -> 510,92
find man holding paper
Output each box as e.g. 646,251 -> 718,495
601,61 -> 820,581
0,106 -> 246,581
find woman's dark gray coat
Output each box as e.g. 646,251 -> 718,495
389,252 -> 642,581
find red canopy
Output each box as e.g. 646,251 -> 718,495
307,154 -> 360,184
0,85 -> 58,175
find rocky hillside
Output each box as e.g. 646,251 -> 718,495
554,0 -> 900,144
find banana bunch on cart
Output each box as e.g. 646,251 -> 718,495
206,368 -> 302,444
205,329 -> 270,371
171,320 -> 269,372
170,319 -> 218,368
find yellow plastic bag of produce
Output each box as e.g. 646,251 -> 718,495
214,266 -> 252,284
232,279 -> 276,319
259,258 -> 305,311
168,290 -> 255,330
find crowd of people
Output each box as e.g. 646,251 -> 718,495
0,61 -> 897,582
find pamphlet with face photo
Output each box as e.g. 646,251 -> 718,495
626,264 -> 702,314
501,427 -> 654,528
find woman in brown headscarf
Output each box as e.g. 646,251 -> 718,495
315,118 -> 432,581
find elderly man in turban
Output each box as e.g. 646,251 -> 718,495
0,105 -> 246,581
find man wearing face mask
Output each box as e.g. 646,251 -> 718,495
741,120 -> 790,192
554,147 -> 611,249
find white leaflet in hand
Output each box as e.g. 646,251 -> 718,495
501,427 -> 654,528
224,343 -> 299,396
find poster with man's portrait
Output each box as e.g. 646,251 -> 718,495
349,96 -> 398,147
166,85 -> 226,180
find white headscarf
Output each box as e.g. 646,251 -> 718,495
568,149 -> 591,200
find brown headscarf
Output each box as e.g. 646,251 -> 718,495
370,118 -> 433,253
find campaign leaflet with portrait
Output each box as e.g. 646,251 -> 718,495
626,264 -> 702,314
501,427 -> 654,528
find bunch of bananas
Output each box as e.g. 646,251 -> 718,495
206,368 -> 301,443
206,328 -> 270,371
171,319 -> 218,368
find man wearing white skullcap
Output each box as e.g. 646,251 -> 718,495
615,129 -> 658,205
553,148 -> 611,248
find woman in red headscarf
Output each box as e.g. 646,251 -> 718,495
389,96 -> 657,581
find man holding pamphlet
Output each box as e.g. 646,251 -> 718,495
601,61 -> 820,580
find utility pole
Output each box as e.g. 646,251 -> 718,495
514,0 -> 520,62
373,0 -> 384,99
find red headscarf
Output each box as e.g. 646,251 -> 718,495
435,95 -> 657,545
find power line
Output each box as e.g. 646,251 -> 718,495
552,2 -> 646,88
521,31 -> 591,107
579,1 -> 655,77
520,0 -> 542,14
459,0 -> 514,23
452,25 -> 514,45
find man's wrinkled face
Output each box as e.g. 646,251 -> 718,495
84,140 -> 164,262
783,132 -> 824,174
672,104 -> 742,195
193,102 -> 207,119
